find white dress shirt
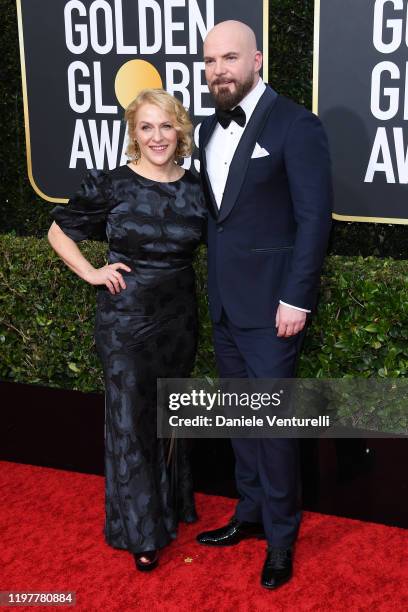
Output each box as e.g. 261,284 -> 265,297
205,78 -> 310,314
206,79 -> 266,207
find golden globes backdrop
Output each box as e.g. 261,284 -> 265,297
17,0 -> 268,203
314,0 -> 408,223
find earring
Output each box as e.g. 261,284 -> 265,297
133,139 -> 141,161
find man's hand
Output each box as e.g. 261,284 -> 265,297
275,303 -> 306,338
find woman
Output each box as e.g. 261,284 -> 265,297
48,89 -> 206,571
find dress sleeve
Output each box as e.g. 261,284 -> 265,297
50,169 -> 112,242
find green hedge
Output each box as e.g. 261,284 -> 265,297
299,257 -> 408,378
2,235 -> 408,394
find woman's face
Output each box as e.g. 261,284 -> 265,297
133,103 -> 178,167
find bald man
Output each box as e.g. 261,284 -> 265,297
196,21 -> 332,589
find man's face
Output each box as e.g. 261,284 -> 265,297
203,31 -> 262,110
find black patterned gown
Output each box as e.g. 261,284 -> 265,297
51,164 -> 206,554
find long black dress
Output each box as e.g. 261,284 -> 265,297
51,164 -> 206,554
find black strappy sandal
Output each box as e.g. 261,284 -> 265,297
133,550 -> 159,572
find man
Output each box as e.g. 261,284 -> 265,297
196,21 -> 332,589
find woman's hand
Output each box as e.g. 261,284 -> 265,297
86,263 -> 132,294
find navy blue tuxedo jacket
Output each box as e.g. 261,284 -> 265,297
199,85 -> 333,328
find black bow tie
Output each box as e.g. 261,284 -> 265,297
216,106 -> 246,129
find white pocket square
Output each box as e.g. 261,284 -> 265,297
251,143 -> 270,158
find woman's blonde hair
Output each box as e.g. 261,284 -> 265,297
125,89 -> 193,162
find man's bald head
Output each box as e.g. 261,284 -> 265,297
203,20 -> 263,110
204,20 -> 258,55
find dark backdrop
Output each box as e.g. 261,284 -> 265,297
2,0 -> 408,256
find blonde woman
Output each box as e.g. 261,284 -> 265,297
48,89 -> 206,571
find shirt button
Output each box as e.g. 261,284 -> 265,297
217,226 -> 224,233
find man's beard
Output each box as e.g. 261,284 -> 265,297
209,74 -> 255,110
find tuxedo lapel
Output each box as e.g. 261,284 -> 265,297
199,115 -> 219,219
218,86 -> 278,223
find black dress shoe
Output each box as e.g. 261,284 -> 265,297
133,550 -> 159,572
196,517 -> 265,546
261,546 -> 293,589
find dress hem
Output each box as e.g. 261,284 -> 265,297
103,531 -> 177,554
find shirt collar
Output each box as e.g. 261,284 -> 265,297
236,78 -> 266,122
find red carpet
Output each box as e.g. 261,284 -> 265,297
1,461 -> 407,611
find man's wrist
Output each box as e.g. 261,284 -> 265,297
279,300 -> 311,314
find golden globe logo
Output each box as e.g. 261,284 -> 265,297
17,0 -> 267,200
65,0 -> 215,171
365,0 -> 408,184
